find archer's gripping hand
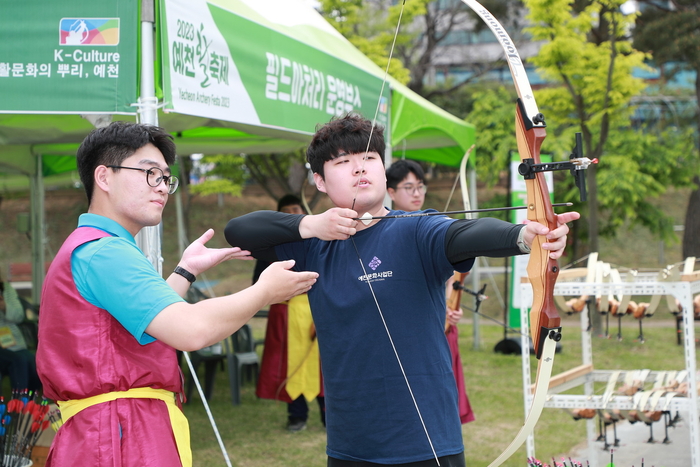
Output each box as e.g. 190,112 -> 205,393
446,306 -> 463,327
257,260 -> 319,304
179,229 -> 253,276
299,207 -> 359,241
522,211 -> 581,260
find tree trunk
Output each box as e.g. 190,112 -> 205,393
683,72 -> 700,260
683,175 -> 700,259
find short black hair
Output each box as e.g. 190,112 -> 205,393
306,113 -> 385,179
77,121 -> 176,204
277,194 -> 303,212
386,159 -> 427,189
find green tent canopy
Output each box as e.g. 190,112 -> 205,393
1,0 -> 474,186
0,0 -> 477,303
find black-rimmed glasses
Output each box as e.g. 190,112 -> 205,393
106,165 -> 179,194
396,183 -> 427,195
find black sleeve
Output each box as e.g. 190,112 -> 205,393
445,217 -> 525,265
251,259 -> 271,285
225,211 -> 304,263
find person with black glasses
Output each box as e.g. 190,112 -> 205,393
36,121 -> 318,467
386,159 -> 428,213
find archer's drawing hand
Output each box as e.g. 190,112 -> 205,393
179,229 -> 253,275
257,260 -> 318,304
522,211 -> 580,260
299,207 -> 358,241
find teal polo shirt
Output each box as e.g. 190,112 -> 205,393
72,213 -> 185,344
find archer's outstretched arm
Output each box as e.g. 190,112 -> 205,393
225,211 -> 304,262
445,217 -> 524,265
225,207 -> 359,260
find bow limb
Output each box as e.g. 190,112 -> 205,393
300,176 -> 314,215
459,0 -> 562,358
442,144 -> 475,213
486,338 -> 557,467
459,145 -> 475,215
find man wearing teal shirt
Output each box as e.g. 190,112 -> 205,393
37,121 -> 318,467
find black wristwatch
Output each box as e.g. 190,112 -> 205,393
174,266 -> 196,284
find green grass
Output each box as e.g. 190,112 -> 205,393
183,315 -> 689,467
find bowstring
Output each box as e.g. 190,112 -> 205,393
349,240 -> 440,464
351,0 -> 406,211
348,1 -> 440,465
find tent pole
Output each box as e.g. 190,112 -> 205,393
30,154 -> 45,304
175,157 -> 187,257
135,0 -> 164,275
138,8 -> 233,466
139,0 -> 157,125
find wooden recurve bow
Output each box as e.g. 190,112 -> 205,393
459,1 -> 563,465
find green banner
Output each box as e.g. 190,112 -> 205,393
160,0 -> 388,134
0,0 -> 138,114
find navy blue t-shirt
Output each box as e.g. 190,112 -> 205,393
276,212 -> 466,463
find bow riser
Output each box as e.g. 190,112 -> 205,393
446,272 -> 469,332
515,101 -> 562,358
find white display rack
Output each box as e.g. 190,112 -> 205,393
517,265 -> 700,467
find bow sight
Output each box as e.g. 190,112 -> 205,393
517,133 -> 598,202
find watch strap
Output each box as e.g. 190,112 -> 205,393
174,266 -> 196,283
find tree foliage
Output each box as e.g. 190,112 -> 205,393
188,154 -> 247,198
318,0 -> 518,97
468,86 -> 696,254
463,86 -> 517,186
318,0 -> 416,85
632,0 -> 700,258
633,0 -> 700,82
595,125 -> 697,241
188,150 -> 324,211
523,0 -> 649,252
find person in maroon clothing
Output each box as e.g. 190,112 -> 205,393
36,122 -> 318,467
254,195 -> 326,432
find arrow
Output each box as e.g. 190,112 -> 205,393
355,202 -> 573,225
